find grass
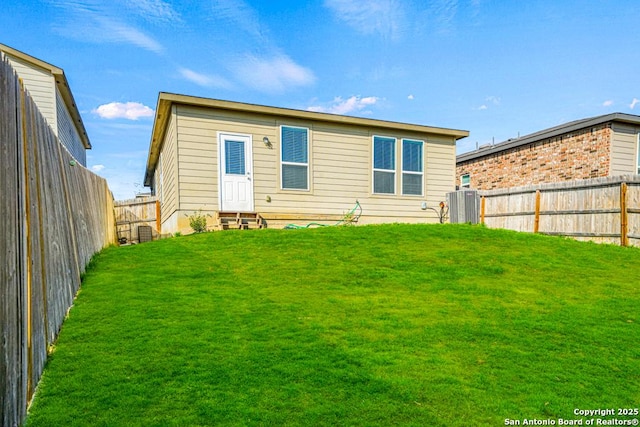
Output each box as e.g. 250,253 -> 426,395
25,224 -> 640,426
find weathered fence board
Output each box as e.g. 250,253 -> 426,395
1,56 -> 117,427
1,57 -> 27,427
114,197 -> 159,243
628,184 -> 640,244
480,176 -> 640,246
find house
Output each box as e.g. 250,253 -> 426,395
0,44 -> 91,166
143,93 -> 469,234
456,113 -> 640,190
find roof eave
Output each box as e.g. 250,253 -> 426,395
157,92 -> 469,137
0,44 -> 91,150
53,71 -> 92,149
144,92 -> 469,187
143,95 -> 172,186
457,112 -> 640,163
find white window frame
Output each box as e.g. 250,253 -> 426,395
461,174 -> 471,188
280,125 -> 309,191
372,135 -> 397,195
637,134 -> 640,175
401,139 -> 424,196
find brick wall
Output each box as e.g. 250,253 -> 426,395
457,124 -> 612,190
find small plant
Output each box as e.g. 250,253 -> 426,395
174,232 -> 182,237
340,210 -> 356,226
186,210 -> 210,233
340,201 -> 361,226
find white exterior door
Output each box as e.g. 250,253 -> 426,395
219,132 -> 254,212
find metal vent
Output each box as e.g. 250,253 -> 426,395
447,190 -> 480,224
138,225 -> 153,243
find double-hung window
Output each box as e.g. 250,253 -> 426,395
402,139 -> 423,195
373,136 -> 396,194
281,126 -> 309,190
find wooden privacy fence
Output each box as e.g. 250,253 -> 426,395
479,175 -> 640,246
1,57 -> 117,427
114,197 -> 160,243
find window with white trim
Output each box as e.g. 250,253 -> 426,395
402,139 -> 423,195
281,126 -> 309,190
373,136 -> 396,194
461,174 -> 471,188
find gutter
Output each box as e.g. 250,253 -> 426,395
457,112 -> 640,163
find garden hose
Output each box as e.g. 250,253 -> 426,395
284,200 -> 362,229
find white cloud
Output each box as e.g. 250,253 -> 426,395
630,98 -> 640,109
324,0 -> 405,40
231,54 -> 316,93
308,96 -> 380,115
407,94 -> 414,100
52,1 -> 166,53
91,164 -> 105,172
126,0 -> 182,24
93,102 -> 155,120
474,96 -> 499,111
486,95 -> 501,105
207,1 -> 317,93
179,67 -> 232,89
99,18 -> 165,53
210,0 -> 265,42
603,100 -> 614,107
430,0 -> 459,33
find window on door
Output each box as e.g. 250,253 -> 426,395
281,126 -> 309,190
225,140 -> 246,175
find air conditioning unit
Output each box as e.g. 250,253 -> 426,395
447,190 -> 480,224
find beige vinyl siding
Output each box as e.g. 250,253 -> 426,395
610,123 -> 640,175
160,107 -> 179,225
55,88 -> 86,165
156,104 -> 459,230
425,136 -> 456,201
261,125 -> 454,221
176,105 -> 277,211
154,154 -> 163,207
273,125 -> 369,212
3,53 -> 56,130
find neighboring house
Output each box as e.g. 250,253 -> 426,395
143,93 -> 469,234
0,44 -> 91,166
456,113 -> 640,190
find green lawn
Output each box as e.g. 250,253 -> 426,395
25,224 -> 640,427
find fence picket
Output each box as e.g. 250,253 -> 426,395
480,176 -> 640,246
1,55 -> 117,427
114,198 -> 159,243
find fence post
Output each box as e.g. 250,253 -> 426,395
480,196 -> 485,225
14,74 -> 29,426
19,79 -> 35,400
156,200 -> 161,236
534,190 -> 541,233
620,182 -> 628,247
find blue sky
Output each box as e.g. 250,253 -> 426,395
2,0 -> 639,199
